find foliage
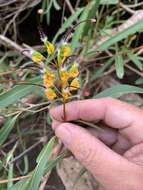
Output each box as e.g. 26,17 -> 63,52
0,0 -> 143,189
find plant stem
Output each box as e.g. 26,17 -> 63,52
0,175 -> 31,184
75,119 -> 104,132
63,98 -> 67,121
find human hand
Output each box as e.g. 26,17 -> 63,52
50,98 -> 143,190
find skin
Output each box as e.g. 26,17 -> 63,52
50,97 -> 143,190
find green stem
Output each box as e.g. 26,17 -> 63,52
75,119 -> 104,132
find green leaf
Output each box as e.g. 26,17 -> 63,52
53,0 -> 61,10
82,0 -> 100,37
28,137 -> 56,190
44,151 -> 66,172
53,8 -> 83,43
10,150 -> 66,190
28,0 -> 41,8
128,52 -> 143,71
94,85 -> 143,98
115,54 -> 124,79
9,178 -> 30,190
87,19 -> 143,54
135,77 -> 143,85
0,115 -> 19,145
0,77 -> 41,109
7,162 -> 14,189
100,0 -> 118,4
0,160 -> 3,172
71,0 -> 99,49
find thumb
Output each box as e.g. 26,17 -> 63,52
55,123 -> 142,189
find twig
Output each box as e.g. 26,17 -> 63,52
126,2 -> 143,8
10,140 -> 43,164
0,68 -> 22,76
92,10 -> 143,50
76,119 -> 104,132
0,0 -> 18,7
125,63 -> 143,77
0,35 -> 31,58
119,2 -> 135,14
104,50 -> 143,78
0,175 -> 31,184
75,0 -> 81,9
39,172 -> 51,190
65,0 -> 75,14
3,0 -> 32,35
103,65 -> 115,77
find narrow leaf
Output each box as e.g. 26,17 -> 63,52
53,0 -> 61,10
0,77 -> 41,109
95,85 -> 143,98
115,54 -> 124,79
53,8 -> 83,43
100,0 -> 118,4
87,19 -> 143,54
28,137 -> 56,190
128,52 -> 143,70
0,115 -> 18,145
71,0 -> 99,49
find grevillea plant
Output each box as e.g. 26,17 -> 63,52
28,19 -> 96,120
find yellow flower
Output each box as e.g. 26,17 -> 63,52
62,45 -> 71,57
69,62 -> 79,78
62,87 -> 71,99
57,43 -> 72,65
45,88 -> 57,100
43,69 -> 55,87
60,68 -> 69,86
31,51 -> 45,64
70,78 -> 80,91
44,40 -> 55,55
41,36 -> 55,55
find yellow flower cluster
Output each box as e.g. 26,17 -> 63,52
29,19 -> 97,101
31,36 -> 80,101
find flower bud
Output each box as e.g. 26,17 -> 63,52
45,88 -> 57,100
31,51 -> 45,64
70,78 -> 80,91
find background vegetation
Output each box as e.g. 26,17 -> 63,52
0,0 -> 143,189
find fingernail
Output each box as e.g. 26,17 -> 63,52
55,123 -> 71,146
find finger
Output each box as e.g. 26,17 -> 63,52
52,120 -> 131,154
88,126 -> 117,147
112,134 -> 132,154
50,98 -> 143,144
52,120 -> 61,130
52,120 -> 118,146
55,123 -> 142,190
